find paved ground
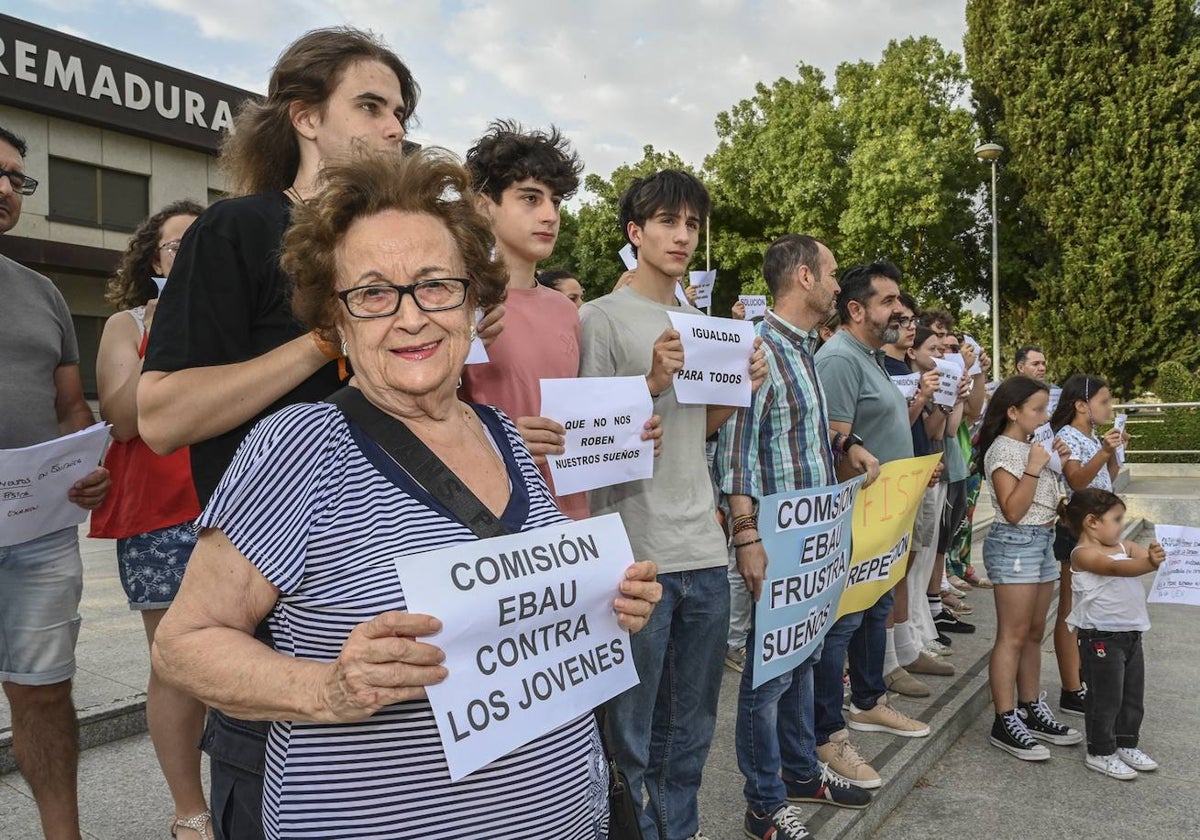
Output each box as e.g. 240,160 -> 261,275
871,567 -> 1197,840
2,521 -> 1195,839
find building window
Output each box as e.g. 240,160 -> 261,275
47,158 -> 149,232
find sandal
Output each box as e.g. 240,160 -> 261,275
171,811 -> 213,840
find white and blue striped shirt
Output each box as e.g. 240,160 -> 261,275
200,401 -> 608,840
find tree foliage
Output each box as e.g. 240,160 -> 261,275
966,0 -> 1200,392
701,37 -> 986,314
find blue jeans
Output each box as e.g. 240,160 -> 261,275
737,615 -> 821,813
604,566 -> 729,840
813,589 -> 894,745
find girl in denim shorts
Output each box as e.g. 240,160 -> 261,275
976,376 -> 1082,761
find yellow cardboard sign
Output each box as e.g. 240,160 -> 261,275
836,453 -> 943,618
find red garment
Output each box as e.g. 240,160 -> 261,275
89,330 -> 201,539
460,285 -> 589,520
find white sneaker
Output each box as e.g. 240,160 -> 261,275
1117,747 -> 1159,771
1085,752 -> 1138,780
923,639 -> 953,657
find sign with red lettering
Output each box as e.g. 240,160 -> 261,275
836,453 -> 943,618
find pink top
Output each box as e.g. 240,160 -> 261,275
460,284 -> 589,520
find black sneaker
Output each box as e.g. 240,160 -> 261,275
744,805 -> 812,840
1018,692 -> 1084,745
989,711 -> 1050,761
1059,686 -> 1086,717
785,764 -> 872,809
934,609 -> 976,634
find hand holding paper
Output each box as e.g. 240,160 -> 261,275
539,377 -> 655,495
647,327 -> 685,396
318,611 -> 448,722
68,466 -> 111,510
666,312 -> 756,407
516,416 -> 566,466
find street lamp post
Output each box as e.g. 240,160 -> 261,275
975,142 -> 1003,382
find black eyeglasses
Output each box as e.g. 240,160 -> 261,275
896,316 -> 918,327
0,168 -> 38,196
338,278 -> 470,318
944,344 -> 961,352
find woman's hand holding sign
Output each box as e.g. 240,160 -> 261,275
319,611 -> 448,723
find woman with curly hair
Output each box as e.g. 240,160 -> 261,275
89,199 -> 213,838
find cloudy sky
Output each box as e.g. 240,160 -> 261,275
9,1 -> 968,191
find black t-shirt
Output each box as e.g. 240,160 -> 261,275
144,191 -> 341,504
883,354 -> 934,457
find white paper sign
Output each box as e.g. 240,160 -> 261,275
689,270 -> 716,309
1048,386 -> 1063,415
618,243 -> 638,270
465,308 -> 489,365
891,373 -> 921,401
962,335 -> 983,375
738,295 -> 768,320
0,423 -> 111,548
1113,414 -> 1128,465
394,515 -> 640,780
931,358 -> 963,409
674,282 -> 690,306
1148,524 -> 1200,606
1031,423 -> 1063,474
667,312 -> 756,407
539,377 -> 654,495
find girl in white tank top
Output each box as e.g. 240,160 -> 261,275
1057,489 -> 1167,780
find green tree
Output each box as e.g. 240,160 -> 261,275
703,37 -> 987,316
966,0 -> 1200,392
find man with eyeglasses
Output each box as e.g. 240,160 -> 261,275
0,124 -> 112,840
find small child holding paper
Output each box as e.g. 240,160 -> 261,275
1049,373 -> 1131,716
1058,488 -> 1165,780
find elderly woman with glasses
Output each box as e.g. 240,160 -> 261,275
153,150 -> 661,840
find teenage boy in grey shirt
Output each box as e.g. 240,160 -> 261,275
580,170 -> 765,840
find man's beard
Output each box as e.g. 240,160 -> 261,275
882,326 -> 900,345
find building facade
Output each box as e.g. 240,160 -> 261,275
0,14 -> 255,394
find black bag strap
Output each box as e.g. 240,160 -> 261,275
327,386 -> 511,540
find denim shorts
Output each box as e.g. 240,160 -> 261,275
982,521 -> 1057,584
0,527 -> 83,685
117,520 -> 198,610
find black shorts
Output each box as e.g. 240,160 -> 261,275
1053,521 -> 1077,565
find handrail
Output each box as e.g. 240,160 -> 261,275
1114,402 -> 1200,411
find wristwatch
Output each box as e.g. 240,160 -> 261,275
841,433 -> 864,454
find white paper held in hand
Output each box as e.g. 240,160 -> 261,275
1113,413 -> 1128,465
688,270 -> 716,309
465,308 -> 489,365
1031,423 -> 1063,474
539,376 -> 655,495
0,423 -> 111,548
931,358 -> 963,409
618,243 -> 638,271
891,373 -> 921,401
738,295 -> 767,320
393,514 -> 641,779
666,311 -> 755,407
